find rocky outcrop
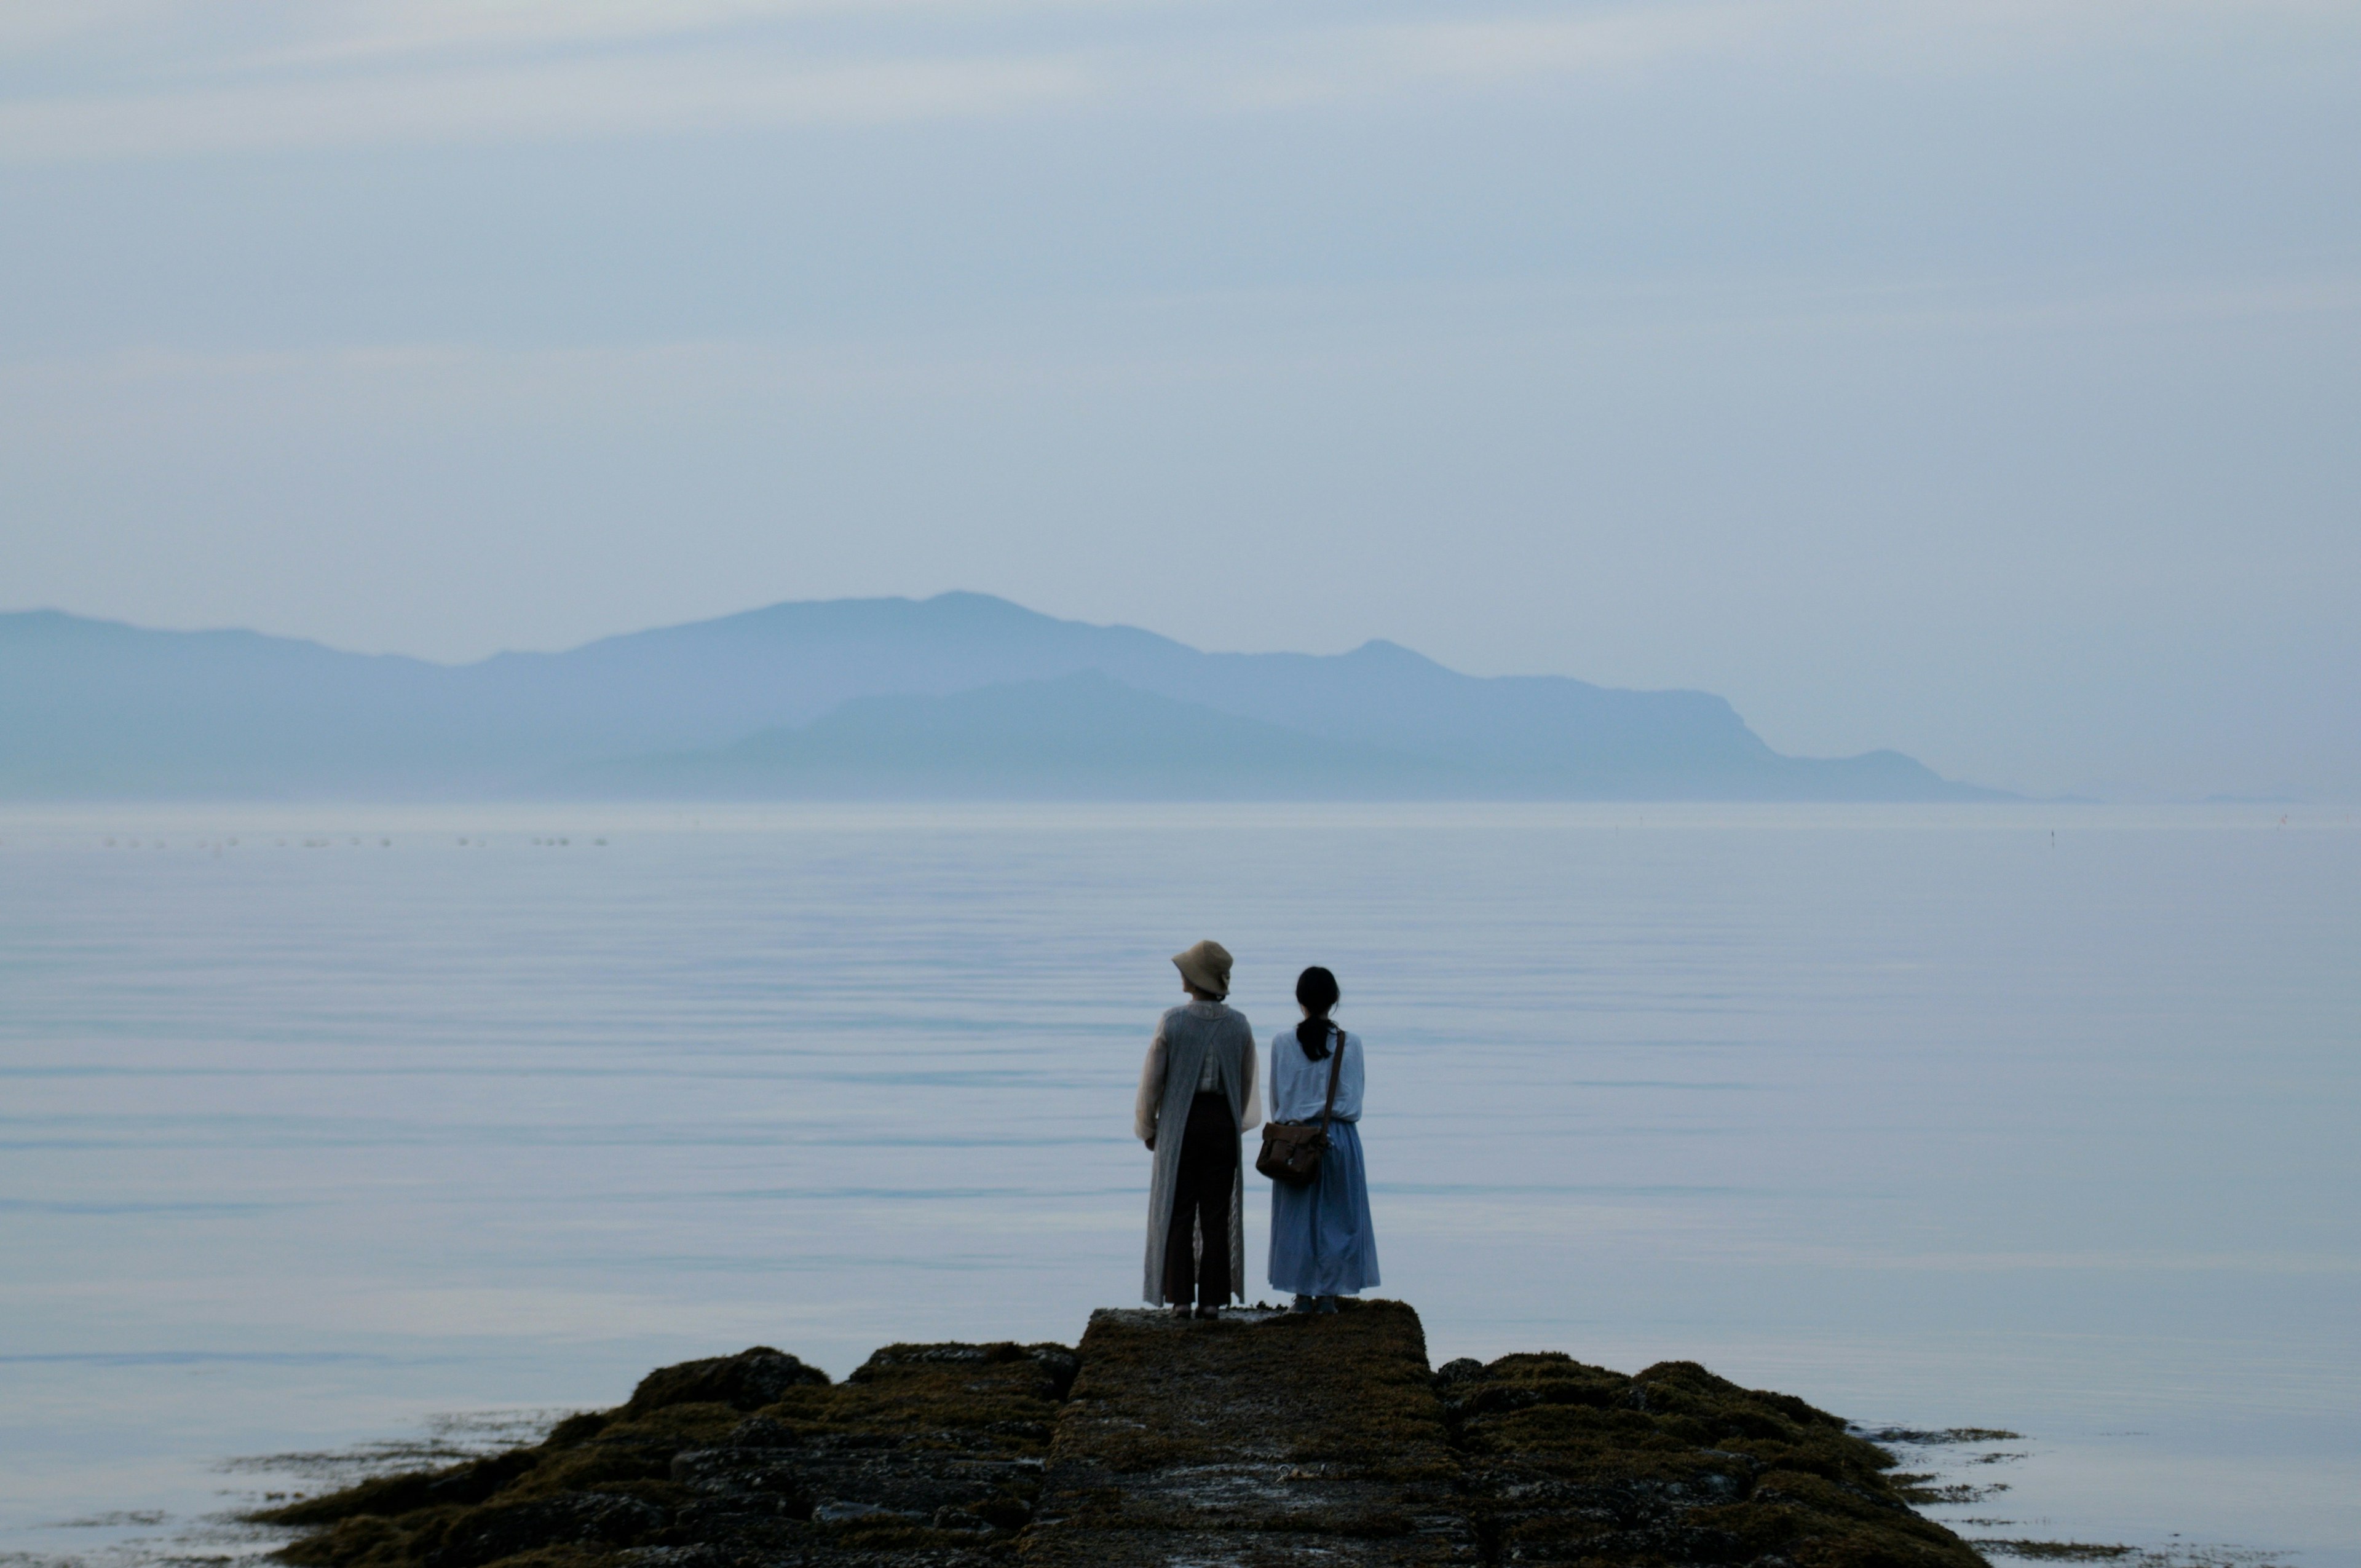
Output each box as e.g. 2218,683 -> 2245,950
261,1340 -> 1072,1567
1025,1304 -> 1474,1564
1436,1346 -> 1984,1566
622,1349 -> 832,1417
255,1304 -> 1986,1567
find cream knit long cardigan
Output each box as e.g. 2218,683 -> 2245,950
1134,999 -> 1260,1304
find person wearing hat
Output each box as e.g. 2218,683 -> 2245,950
1134,939 -> 1260,1318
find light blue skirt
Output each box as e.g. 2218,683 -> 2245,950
1267,1119 -> 1381,1297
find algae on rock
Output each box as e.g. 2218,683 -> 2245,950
1438,1350 -> 1988,1567
1023,1300 -> 1474,1565
255,1306 -> 1988,1568
258,1341 -> 1073,1567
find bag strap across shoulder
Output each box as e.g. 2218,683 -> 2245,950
1316,1026 -> 1345,1133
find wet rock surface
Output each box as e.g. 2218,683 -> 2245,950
1440,1350 -> 1986,1567
1023,1302 -> 1476,1566
259,1341 -> 1072,1567
256,1307 -> 1987,1568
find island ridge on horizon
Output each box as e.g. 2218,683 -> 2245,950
0,591 -> 2002,802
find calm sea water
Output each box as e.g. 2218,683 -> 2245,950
2,804 -> 2354,1567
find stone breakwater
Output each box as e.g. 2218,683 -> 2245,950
256,1301 -> 1988,1567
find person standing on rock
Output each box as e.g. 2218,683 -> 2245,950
1266,965 -> 1380,1313
1136,939 -> 1260,1320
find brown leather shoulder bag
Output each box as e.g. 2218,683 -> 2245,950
1256,1027 -> 1345,1187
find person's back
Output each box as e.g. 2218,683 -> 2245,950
1265,964 -> 1379,1312
1135,940 -> 1260,1317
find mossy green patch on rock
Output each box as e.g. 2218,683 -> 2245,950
255,1341 -> 1077,1568
1968,1542 -> 2133,1561
1022,1301 -> 1477,1566
1442,1350 -> 1989,1567
254,1311 -> 1991,1568
620,1349 -> 829,1417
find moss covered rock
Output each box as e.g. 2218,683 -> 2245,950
255,1313 -> 1987,1568
1442,1351 -> 1989,1567
1022,1301 -> 1474,1565
257,1342 -> 1074,1568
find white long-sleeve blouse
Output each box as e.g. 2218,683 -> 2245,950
1267,1026 -> 1364,1124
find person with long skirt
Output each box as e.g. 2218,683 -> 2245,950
1136,939 -> 1260,1320
1266,965 -> 1379,1313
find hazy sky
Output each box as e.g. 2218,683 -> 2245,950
4,1 -> 2356,800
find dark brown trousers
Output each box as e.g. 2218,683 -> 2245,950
1162,1092 -> 1237,1308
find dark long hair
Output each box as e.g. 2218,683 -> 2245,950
1294,966 -> 1341,1060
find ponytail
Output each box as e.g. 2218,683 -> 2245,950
1293,966 -> 1341,1061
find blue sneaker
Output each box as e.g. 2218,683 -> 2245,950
1290,1294 -> 1317,1314
1315,1295 -> 1340,1314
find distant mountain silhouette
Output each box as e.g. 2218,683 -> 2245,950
557,672 -> 1434,800
0,594 -> 2001,800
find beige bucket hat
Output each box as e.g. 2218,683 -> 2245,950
1171,939 -> 1233,998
